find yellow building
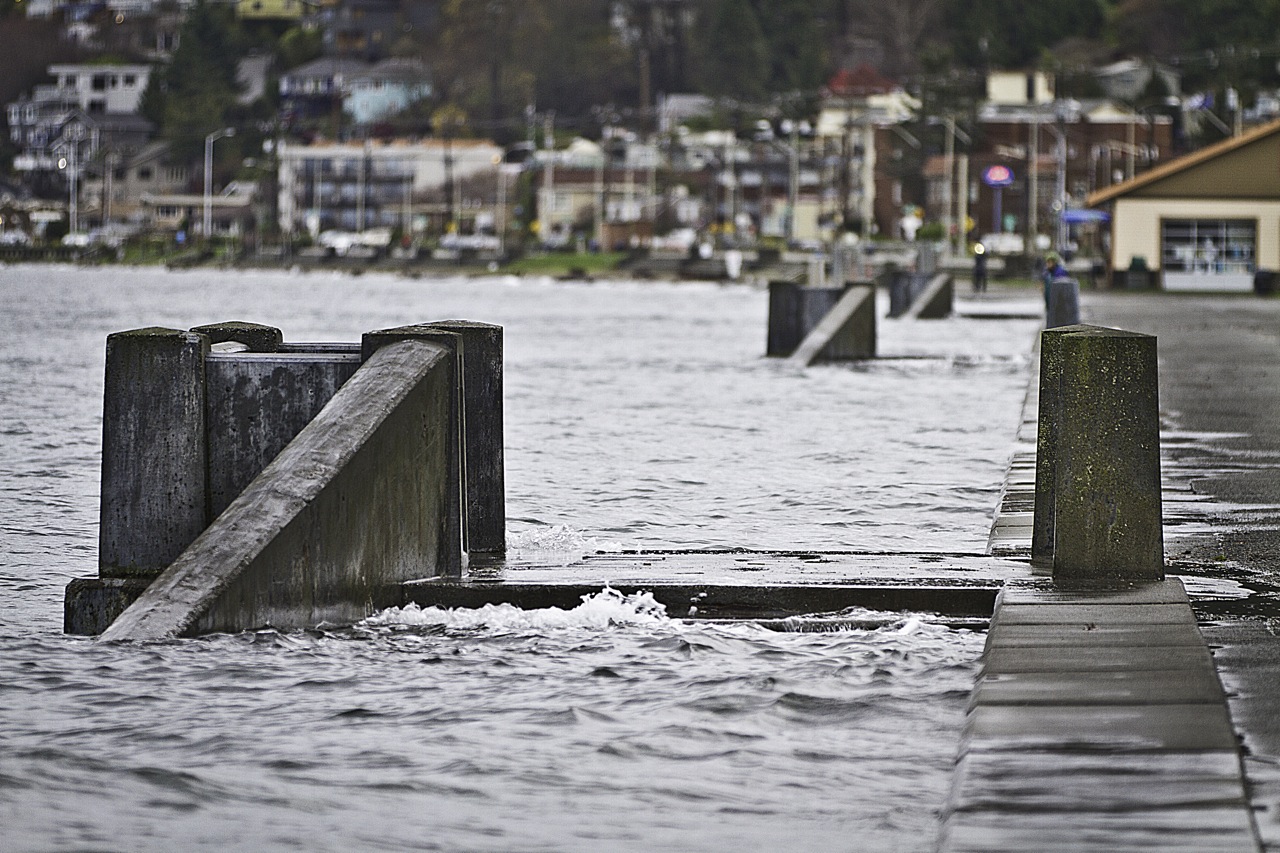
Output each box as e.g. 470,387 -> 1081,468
236,0 -> 305,22
1088,119 -> 1280,292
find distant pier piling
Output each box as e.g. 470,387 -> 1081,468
767,280 -> 876,362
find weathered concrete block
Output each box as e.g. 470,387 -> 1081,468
190,321 -> 283,352
99,327 -> 209,577
886,270 -> 934,317
1034,326 -> 1164,580
100,339 -> 462,640
64,577 -> 152,635
766,281 -> 844,357
1031,325 -> 1089,567
424,320 -> 506,555
205,352 -> 362,518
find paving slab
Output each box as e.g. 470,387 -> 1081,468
993,602 -> 1198,626
964,702 -> 1239,752
998,578 -> 1191,605
949,749 -> 1248,812
982,643 -> 1216,674
940,806 -> 1259,853
405,550 -> 1031,618
972,670 -> 1226,706
987,622 -> 1210,648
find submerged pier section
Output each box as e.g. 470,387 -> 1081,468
67,320 -> 505,639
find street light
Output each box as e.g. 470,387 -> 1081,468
204,127 -> 236,239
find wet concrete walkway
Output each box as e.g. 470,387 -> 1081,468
939,576 -> 1259,852
942,290 -> 1278,851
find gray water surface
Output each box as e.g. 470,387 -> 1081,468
0,266 -> 1040,851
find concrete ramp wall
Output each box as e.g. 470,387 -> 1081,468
100,339 -> 460,641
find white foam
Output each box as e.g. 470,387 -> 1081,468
506,524 -> 622,566
364,587 -> 669,631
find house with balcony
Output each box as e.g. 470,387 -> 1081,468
275,137 -> 504,238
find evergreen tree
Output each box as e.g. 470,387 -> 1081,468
755,0 -> 827,92
696,0 -> 770,100
142,0 -> 247,162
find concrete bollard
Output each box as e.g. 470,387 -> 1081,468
1045,278 -> 1081,329
99,328 -> 209,577
424,321 -> 506,555
1032,325 -> 1164,580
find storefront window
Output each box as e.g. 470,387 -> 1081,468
1161,219 -> 1255,275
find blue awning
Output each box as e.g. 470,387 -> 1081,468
1063,208 -> 1111,224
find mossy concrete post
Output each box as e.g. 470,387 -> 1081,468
1034,325 -> 1164,579
99,327 -> 209,577
363,326 -> 464,576
425,320 -> 506,555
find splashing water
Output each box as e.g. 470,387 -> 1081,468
366,586 -> 668,631
506,523 -> 623,565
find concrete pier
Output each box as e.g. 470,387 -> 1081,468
99,339 -> 461,640
67,319 -> 506,636
788,284 -> 876,364
766,280 -> 846,357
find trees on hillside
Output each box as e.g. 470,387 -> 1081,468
141,0 -> 248,162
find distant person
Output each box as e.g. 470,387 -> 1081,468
972,244 -> 988,293
1042,253 -> 1066,310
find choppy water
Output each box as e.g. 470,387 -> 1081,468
0,265 -> 1041,851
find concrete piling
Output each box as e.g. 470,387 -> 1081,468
205,351 -> 362,518
99,339 -> 462,640
190,321 -> 284,352
789,285 -> 876,364
1032,325 -> 1163,580
425,321 -> 506,555
99,327 -> 209,577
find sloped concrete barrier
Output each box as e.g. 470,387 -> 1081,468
1032,325 -> 1163,579
99,339 -> 461,641
902,273 -> 954,320
789,285 -> 876,365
